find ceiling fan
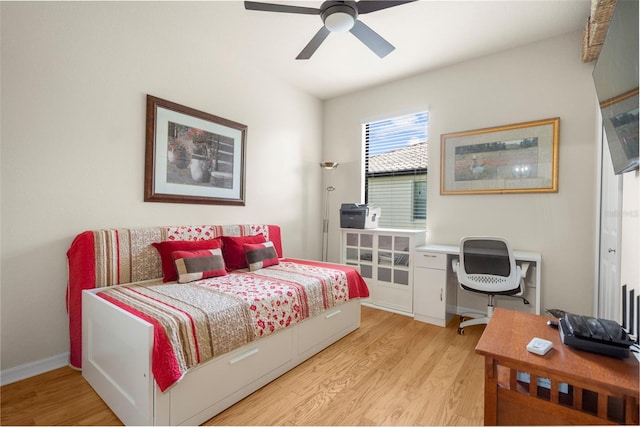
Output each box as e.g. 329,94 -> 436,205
244,1 -> 417,60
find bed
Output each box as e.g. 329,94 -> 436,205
67,224 -> 369,425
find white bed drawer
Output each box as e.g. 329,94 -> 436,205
296,300 -> 360,356
169,328 -> 293,424
414,251 -> 447,270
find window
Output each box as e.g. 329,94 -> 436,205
413,180 -> 426,220
363,111 -> 428,229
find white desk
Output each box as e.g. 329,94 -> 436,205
413,244 -> 541,327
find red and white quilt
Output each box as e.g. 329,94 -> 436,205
97,259 -> 368,391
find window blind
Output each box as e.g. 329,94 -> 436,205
364,111 -> 428,229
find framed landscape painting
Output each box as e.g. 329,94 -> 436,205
144,95 -> 246,205
440,117 -> 559,195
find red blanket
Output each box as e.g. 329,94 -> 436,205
281,258 -> 370,300
96,259 -> 368,391
66,224 -> 283,369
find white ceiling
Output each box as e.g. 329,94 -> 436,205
238,0 -> 592,99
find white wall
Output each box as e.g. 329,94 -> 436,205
323,31 -> 600,315
0,2 -> 323,372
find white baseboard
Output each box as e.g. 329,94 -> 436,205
0,352 -> 70,386
361,301 -> 413,317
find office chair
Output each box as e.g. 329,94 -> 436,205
452,237 -> 526,334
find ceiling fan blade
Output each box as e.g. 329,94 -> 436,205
296,26 -> 331,60
349,20 -> 395,58
244,1 -> 320,15
356,0 -> 417,15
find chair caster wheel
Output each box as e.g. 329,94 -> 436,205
457,327 -> 464,335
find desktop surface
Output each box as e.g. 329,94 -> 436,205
476,308 -> 638,395
476,308 -> 638,425
417,243 -> 541,262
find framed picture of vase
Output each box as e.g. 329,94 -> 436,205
144,95 -> 246,205
440,117 -> 560,195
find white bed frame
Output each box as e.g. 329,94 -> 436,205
82,288 -> 362,425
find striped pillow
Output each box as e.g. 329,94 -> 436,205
244,241 -> 279,271
172,248 -> 227,283
221,234 -> 266,270
152,238 -> 222,282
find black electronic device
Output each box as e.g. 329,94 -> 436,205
340,203 -> 380,229
558,312 -> 632,358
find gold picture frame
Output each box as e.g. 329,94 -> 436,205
440,117 -> 560,195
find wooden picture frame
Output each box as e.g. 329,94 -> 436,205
145,95 -> 246,205
440,117 -> 559,195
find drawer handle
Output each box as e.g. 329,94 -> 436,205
229,347 -> 259,365
325,309 -> 341,319
440,289 -> 443,301
422,254 -> 438,258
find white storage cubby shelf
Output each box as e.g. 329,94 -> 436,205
341,228 -> 426,315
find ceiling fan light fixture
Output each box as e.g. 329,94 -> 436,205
321,4 -> 357,33
324,11 -> 355,32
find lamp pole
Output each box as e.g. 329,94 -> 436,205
320,161 -> 339,262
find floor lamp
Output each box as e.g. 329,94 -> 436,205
320,161 -> 339,262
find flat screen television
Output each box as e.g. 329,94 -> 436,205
592,0 -> 639,174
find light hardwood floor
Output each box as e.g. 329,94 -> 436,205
0,306 -> 485,426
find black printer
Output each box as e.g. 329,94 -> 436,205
340,204 -> 381,229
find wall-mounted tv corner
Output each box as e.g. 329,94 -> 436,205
592,0 -> 639,175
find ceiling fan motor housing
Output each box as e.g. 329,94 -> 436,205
321,1 -> 358,32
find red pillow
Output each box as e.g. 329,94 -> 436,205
221,234 -> 266,270
152,239 -> 222,282
244,241 -> 279,271
172,248 -> 227,283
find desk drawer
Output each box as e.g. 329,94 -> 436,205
414,251 -> 447,270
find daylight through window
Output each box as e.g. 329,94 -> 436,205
363,111 -> 428,229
